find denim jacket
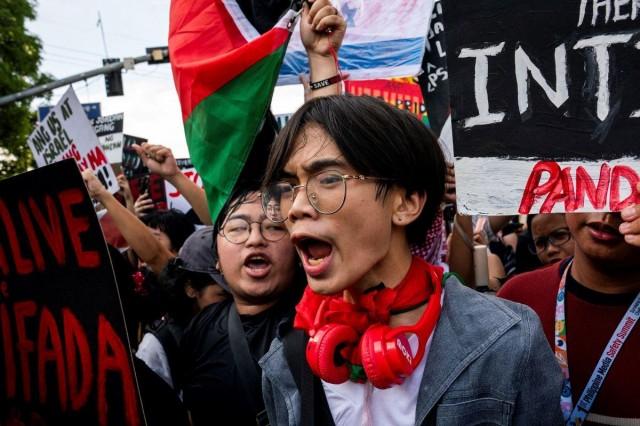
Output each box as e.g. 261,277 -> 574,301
260,275 -> 564,425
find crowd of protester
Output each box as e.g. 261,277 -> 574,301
72,0 -> 640,424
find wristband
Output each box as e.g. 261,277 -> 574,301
309,74 -> 342,91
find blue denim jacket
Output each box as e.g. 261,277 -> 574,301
260,275 -> 564,425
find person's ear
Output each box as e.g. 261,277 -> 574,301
391,188 -> 426,226
184,284 -> 198,299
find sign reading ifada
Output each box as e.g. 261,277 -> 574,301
0,159 -> 144,425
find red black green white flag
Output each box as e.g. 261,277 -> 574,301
169,0 -> 297,223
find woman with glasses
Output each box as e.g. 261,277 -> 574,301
179,184 -> 304,426
527,214 -> 575,265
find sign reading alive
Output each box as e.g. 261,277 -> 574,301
27,87 -> 118,194
0,160 -> 143,425
92,113 -> 124,165
442,0 -> 640,214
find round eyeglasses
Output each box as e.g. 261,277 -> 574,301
261,170 -> 388,223
219,217 -> 288,244
529,227 -> 572,255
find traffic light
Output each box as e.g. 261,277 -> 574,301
103,58 -> 124,97
146,47 -> 170,64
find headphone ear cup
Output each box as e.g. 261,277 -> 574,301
306,324 -> 358,384
361,325 -> 414,389
360,324 -> 395,389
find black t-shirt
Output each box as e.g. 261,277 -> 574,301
179,299 -> 294,426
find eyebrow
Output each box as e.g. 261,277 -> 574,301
227,213 -> 266,222
282,158 -> 349,179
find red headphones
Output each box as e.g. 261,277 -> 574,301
305,267 -> 442,389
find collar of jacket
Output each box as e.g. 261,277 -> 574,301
414,273 -> 520,424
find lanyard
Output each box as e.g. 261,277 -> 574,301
555,261 -> 640,425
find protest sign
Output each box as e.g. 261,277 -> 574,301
164,159 -> 203,213
278,0 -> 433,85
92,113 -> 124,165
0,159 -> 144,425
344,79 -> 454,161
27,87 -> 118,194
442,0 -> 640,215
418,0 -> 451,137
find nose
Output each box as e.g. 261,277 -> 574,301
545,241 -> 561,258
245,222 -> 267,247
288,184 -> 317,222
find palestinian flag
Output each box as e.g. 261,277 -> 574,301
169,0 -> 297,223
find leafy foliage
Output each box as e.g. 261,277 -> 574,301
0,0 -> 52,179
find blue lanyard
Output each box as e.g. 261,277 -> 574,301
555,265 -> 640,425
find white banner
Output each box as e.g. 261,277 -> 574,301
278,0 -> 433,85
27,87 -> 119,194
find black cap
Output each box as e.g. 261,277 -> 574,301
177,227 -> 229,291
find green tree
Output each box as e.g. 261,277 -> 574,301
0,0 -> 51,179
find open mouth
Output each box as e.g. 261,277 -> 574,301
243,254 -> 272,278
586,222 -> 622,242
295,237 -> 333,277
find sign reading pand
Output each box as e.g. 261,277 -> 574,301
442,0 -> 640,214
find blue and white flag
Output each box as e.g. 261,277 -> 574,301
278,0 -> 433,85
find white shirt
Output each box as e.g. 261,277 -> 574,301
136,332 -> 173,389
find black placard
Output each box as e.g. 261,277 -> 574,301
0,160 -> 144,425
441,0 -> 640,214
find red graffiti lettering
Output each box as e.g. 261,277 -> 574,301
18,201 -> 45,272
58,189 -> 100,268
97,315 -> 140,426
520,162 -> 640,213
519,161 -> 561,214
610,165 -> 640,211
37,307 -> 68,409
63,308 -> 93,411
0,200 -> 33,275
14,300 -> 37,401
1,303 -> 16,398
29,195 -> 67,267
87,147 -> 108,169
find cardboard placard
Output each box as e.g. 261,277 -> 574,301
92,113 -> 124,165
27,88 -> 118,194
0,159 -> 144,425
442,0 -> 640,214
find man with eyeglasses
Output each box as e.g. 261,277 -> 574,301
179,184 -> 304,426
499,211 -> 640,424
526,213 -> 575,265
259,94 -> 563,425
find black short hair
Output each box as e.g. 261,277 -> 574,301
142,209 -> 196,252
262,95 -> 446,244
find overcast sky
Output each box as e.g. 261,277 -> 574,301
26,0 -> 304,158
